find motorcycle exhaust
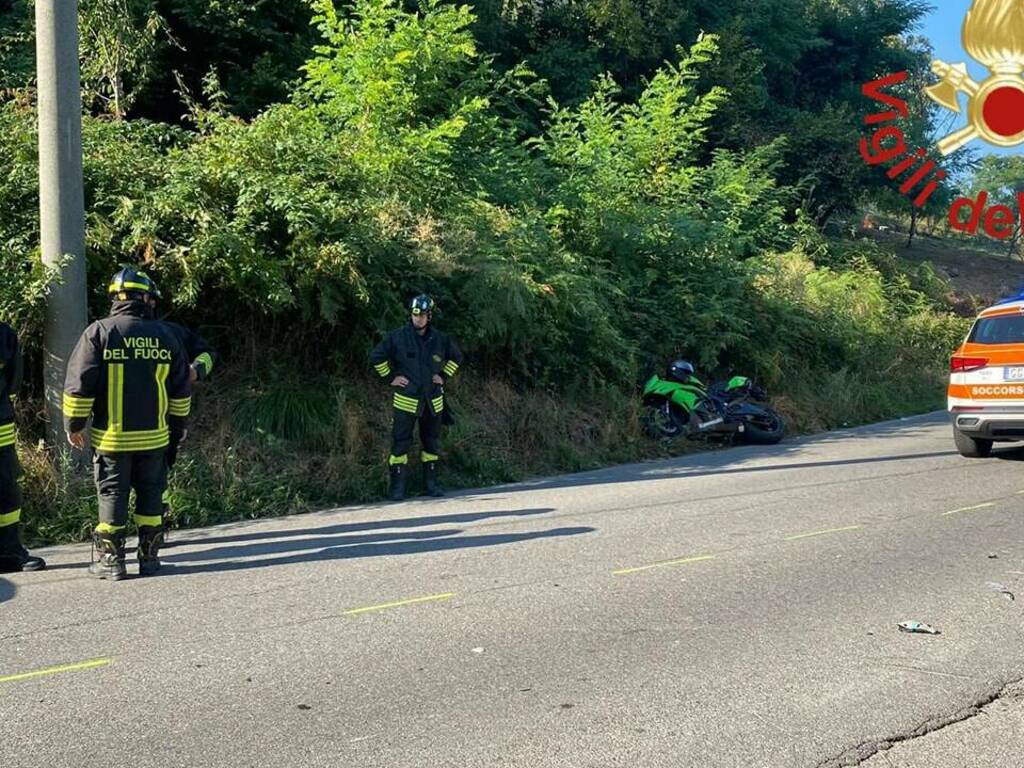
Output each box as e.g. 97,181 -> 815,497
693,416 -> 744,434
696,417 -> 724,431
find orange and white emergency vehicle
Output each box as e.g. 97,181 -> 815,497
948,295 -> 1024,457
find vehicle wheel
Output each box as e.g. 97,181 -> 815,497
740,409 -> 786,445
642,401 -> 687,439
953,428 -> 993,458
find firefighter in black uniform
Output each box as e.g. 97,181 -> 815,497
369,295 -> 463,501
0,322 -> 45,572
63,268 -> 191,580
162,320 -> 216,470
159,318 -> 217,544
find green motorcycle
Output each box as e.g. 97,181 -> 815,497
641,360 -> 786,444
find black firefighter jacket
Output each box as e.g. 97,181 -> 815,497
369,323 -> 463,416
63,301 -> 192,453
164,321 -> 217,381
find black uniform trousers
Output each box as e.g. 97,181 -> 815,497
0,445 -> 23,564
166,427 -> 185,470
92,449 -> 167,528
0,445 -> 22,522
391,408 -> 442,460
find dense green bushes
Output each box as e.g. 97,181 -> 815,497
2,1 -> 801,375
0,0 -> 969,545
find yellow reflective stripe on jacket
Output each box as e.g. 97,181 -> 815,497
389,454 -> 408,465
443,361 -> 459,376
168,397 -> 191,417
374,362 -> 392,378
194,352 -> 214,376
155,363 -> 169,430
108,363 -> 124,431
0,422 -> 14,448
393,393 -> 419,413
62,393 -> 95,417
0,508 -> 20,527
431,396 -> 444,413
89,426 -> 169,453
422,452 -> 439,463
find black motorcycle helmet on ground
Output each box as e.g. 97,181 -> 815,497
108,266 -> 161,302
667,359 -> 696,383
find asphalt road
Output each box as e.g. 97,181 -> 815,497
2,412 -> 1022,768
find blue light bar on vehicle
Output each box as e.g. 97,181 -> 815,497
992,288 -> 1024,306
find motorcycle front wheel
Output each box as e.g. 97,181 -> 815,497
642,401 -> 686,439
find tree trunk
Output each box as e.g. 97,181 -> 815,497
906,207 -> 918,248
814,204 -> 836,230
112,72 -> 124,120
1009,223 -> 1022,260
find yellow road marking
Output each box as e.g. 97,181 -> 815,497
343,593 -> 455,616
613,554 -> 716,576
0,657 -> 112,685
784,525 -> 862,541
943,502 -> 996,516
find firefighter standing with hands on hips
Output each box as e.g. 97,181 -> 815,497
370,295 -> 462,501
63,268 -> 191,580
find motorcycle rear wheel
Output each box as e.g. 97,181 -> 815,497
738,408 -> 786,445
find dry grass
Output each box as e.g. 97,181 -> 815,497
16,362 -> 948,547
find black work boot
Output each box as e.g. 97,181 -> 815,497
87,529 -> 127,581
422,461 -> 444,497
0,522 -> 46,573
388,463 -> 407,502
137,525 -> 165,576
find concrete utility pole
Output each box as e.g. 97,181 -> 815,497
36,0 -> 88,453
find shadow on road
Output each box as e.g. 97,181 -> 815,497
0,577 -> 13,604
993,445 -> 1024,462
27,508 -> 568,575
181,507 -> 556,548
161,522 -> 593,576
455,448 -> 961,500
797,416 -> 948,444
169,527 -> 467,562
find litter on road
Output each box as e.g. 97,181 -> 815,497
986,582 -> 1015,601
897,621 -> 941,635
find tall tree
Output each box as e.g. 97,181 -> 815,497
872,36 -> 976,248
79,0 -> 166,119
136,0 -> 317,121
971,156 -> 1024,259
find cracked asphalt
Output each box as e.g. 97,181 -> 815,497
857,680 -> 1024,768
1,411 -> 1022,767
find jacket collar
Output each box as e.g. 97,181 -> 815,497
109,300 -> 154,320
407,320 -> 432,340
